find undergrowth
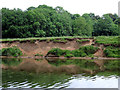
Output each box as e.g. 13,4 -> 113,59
47,45 -> 98,57
104,46 -> 120,58
1,46 -> 23,57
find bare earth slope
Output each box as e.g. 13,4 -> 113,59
1,38 -> 104,57
94,45 -> 104,57
1,40 -> 82,56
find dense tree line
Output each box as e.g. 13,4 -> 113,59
1,5 -> 120,38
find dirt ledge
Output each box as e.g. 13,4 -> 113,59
1,56 -> 120,60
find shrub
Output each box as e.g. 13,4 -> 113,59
35,53 -> 43,56
63,50 -> 71,54
47,46 -> 98,57
2,46 -> 23,57
72,49 -> 86,57
104,46 -> 120,58
64,54 -> 74,58
79,45 -> 98,55
47,48 -> 64,56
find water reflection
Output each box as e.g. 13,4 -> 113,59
2,58 -> 120,88
2,70 -> 119,88
2,58 -> 98,74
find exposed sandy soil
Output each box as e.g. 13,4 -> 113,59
81,39 -> 94,46
1,38 -> 117,59
94,45 -> 104,57
1,39 -> 93,56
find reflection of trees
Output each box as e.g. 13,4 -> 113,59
2,59 -> 120,88
94,59 -> 120,76
2,58 -> 120,78
2,58 -> 22,66
2,70 -> 72,88
104,60 -> 120,71
94,60 -> 105,71
48,59 -> 120,75
48,59 -> 99,70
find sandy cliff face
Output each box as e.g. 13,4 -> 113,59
1,41 -> 79,56
1,39 -> 93,56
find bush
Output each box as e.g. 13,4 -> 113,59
35,53 -> 43,56
104,46 -> 120,58
2,46 -> 23,57
62,50 -> 71,54
47,45 -> 98,57
79,45 -> 98,55
71,50 -> 86,57
47,48 -> 64,56
64,54 -> 74,58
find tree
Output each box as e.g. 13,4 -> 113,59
72,17 -> 88,36
82,13 -> 94,36
93,14 -> 119,36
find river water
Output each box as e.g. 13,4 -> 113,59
2,58 -> 120,88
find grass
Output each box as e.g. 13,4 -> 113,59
52,39 -> 67,43
76,39 -> 90,43
1,36 -> 119,45
1,36 -> 93,42
95,36 -> 120,45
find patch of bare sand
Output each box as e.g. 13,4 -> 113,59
94,45 -> 104,57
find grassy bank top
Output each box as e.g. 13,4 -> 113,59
95,36 -> 120,45
0,36 -> 120,45
0,36 -> 93,42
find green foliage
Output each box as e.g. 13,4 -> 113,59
79,45 -> 98,55
104,46 -> 120,58
2,5 -> 118,38
95,36 -> 120,45
1,36 -> 92,42
35,53 -> 43,56
72,49 -> 86,57
71,45 -> 98,57
47,48 -> 65,56
47,45 -> 98,57
2,69 -> 71,88
72,17 -> 92,36
104,60 -> 120,70
93,14 -> 119,36
1,46 -> 23,57
29,40 -> 36,43
64,54 -> 74,58
76,39 -> 90,43
2,58 -> 22,66
52,39 -> 67,43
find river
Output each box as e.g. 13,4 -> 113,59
2,58 -> 120,88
